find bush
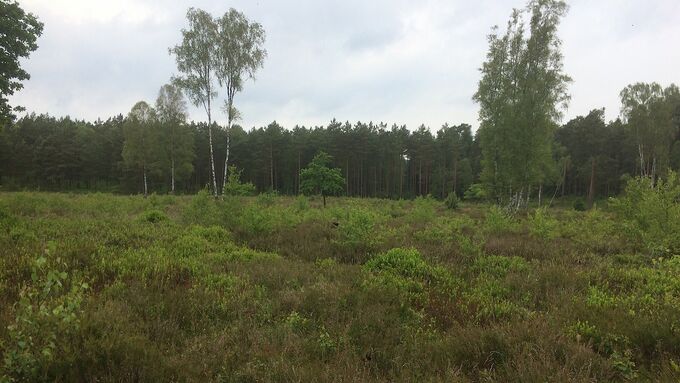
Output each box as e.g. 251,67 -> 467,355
464,184 -> 487,201
573,198 -> 587,211
333,208 -> 383,262
484,205 -> 517,234
223,166 -> 256,196
182,189 -> 220,226
444,192 -> 459,210
609,171 -> 680,256
139,209 -> 168,224
2,243 -> 89,381
256,191 -> 278,207
527,207 -> 559,240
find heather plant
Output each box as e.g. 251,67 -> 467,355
1,191 -> 679,381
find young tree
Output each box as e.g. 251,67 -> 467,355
155,83 -> 194,193
223,165 -> 256,196
0,0 -> 44,126
215,9 -> 267,196
300,151 -> 345,207
473,0 -> 571,207
122,101 -> 157,197
170,8 -> 219,196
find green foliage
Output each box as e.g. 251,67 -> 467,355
256,190 -> 278,206
300,151 -> 345,207
573,198 -> 587,211
2,243 -> 88,382
182,189 -> 220,226
610,171 -> 680,255
139,209 -> 169,224
333,208 -> 383,262
409,196 -> 437,224
223,166 -> 256,196
527,207 -> 559,240
464,183 -> 487,201
2,192 -> 680,381
483,205 -> 518,234
444,192 -> 459,210
0,0 -> 44,123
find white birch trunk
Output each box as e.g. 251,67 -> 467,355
143,165 -> 148,198
207,101 -> 218,197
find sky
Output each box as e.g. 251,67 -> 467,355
10,0 -> 680,131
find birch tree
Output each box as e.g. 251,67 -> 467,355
473,0 -> 571,207
156,83 -> 194,193
215,9 -> 267,195
170,8 -> 219,196
620,82 -> 680,181
122,101 -> 157,197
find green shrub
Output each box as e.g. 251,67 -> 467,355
333,208 -> 383,261
365,248 -> 433,279
464,183 -> 487,201
527,207 -> 559,240
610,171 -> 680,256
409,196 -> 436,224
139,209 -> 168,224
223,166 -> 256,196
483,205 -> 517,234
256,191 -> 278,207
182,189 -> 220,226
294,195 -> 309,212
2,243 -> 89,382
573,198 -> 587,211
444,192 -> 459,210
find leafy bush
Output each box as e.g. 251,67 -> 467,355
182,189 -> 220,226
409,196 -> 436,224
256,191 -> 278,207
139,209 -> 168,223
483,205 -> 518,234
2,243 -> 89,382
609,171 -> 680,256
464,183 -> 487,201
223,166 -> 256,196
333,208 -> 383,262
444,192 -> 459,210
573,198 -> 587,211
527,207 -> 559,240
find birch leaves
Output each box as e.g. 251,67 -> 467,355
170,8 -> 267,197
474,0 -> 571,204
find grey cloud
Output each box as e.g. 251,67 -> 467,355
11,0 -> 680,131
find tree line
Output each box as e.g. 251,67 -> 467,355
1,90 -> 678,201
1,0 -> 679,203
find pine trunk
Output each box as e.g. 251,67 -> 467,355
587,157 -> 596,209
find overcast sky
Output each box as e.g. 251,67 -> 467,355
10,0 -> 680,131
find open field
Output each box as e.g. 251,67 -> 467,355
1,191 -> 679,382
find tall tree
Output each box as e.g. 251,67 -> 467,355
122,101 -> 157,197
620,82 -> 680,180
170,8 -> 219,196
155,83 -> 194,193
473,0 -> 571,207
0,0 -> 44,126
215,8 -> 267,195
